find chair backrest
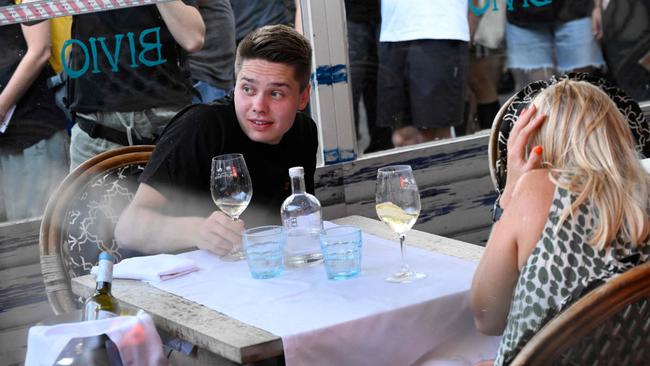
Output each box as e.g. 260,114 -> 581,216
487,73 -> 650,198
39,145 -> 154,314
510,261 -> 650,366
487,94 -> 515,192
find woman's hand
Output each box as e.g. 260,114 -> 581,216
501,104 -> 546,209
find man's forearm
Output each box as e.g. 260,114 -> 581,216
115,205 -> 202,254
156,1 -> 205,52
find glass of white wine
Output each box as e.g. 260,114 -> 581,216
211,153 -> 253,261
375,165 -> 426,283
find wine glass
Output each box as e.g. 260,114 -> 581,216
211,153 -> 253,261
375,165 -> 426,283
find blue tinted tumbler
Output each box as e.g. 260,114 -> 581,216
243,226 -> 286,279
320,226 -> 363,280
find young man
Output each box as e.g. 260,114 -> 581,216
116,25 -> 317,256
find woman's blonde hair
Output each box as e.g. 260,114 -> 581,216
528,80 -> 650,250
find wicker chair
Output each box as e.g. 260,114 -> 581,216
39,145 -> 154,314
510,261 -> 650,365
487,73 -> 650,197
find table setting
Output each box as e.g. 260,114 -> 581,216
66,163 -> 500,365
145,222 -> 499,366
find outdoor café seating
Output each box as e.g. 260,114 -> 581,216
39,145 -> 153,314
2,1 -> 650,365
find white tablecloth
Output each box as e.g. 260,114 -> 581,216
152,224 -> 500,365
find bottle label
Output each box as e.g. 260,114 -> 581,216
96,258 -> 114,283
284,213 -> 322,229
95,309 -> 119,320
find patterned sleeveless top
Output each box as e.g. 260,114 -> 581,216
494,186 -> 650,365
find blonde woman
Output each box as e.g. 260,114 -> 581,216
470,80 -> 650,365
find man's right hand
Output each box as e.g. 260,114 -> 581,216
196,211 -> 245,256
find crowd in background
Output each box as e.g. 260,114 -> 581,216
1,0 -> 649,222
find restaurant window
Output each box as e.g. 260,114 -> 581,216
0,0 -> 649,223
335,0 -> 650,154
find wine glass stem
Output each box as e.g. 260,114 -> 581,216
399,233 -> 410,273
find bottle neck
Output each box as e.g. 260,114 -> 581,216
290,174 -> 306,194
95,258 -> 113,293
95,281 -> 112,294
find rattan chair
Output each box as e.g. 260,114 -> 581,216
487,95 -> 515,192
510,261 -> 650,365
39,145 -> 154,314
487,73 -> 650,197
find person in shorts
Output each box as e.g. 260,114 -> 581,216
505,0 -> 605,90
376,0 -> 469,146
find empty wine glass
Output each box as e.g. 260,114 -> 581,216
211,153 -> 253,261
375,165 -> 426,283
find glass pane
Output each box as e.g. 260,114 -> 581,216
346,0 -> 650,155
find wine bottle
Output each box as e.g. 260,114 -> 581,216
83,251 -> 120,321
280,166 -> 324,267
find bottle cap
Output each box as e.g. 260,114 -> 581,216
288,166 -> 304,177
99,252 -> 113,261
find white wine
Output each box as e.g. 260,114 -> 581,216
376,202 -> 419,234
83,252 -> 120,321
215,196 -> 250,218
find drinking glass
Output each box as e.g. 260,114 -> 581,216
375,165 -> 426,283
243,226 -> 286,279
320,226 -> 363,280
211,153 -> 253,261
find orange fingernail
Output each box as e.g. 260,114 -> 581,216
534,146 -> 543,155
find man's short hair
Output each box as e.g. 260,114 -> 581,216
235,25 -> 312,91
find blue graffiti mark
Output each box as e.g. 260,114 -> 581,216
338,149 -> 357,163
322,148 -> 357,165
313,64 -> 348,86
62,27 -> 167,79
323,149 -> 339,163
469,0 -> 553,17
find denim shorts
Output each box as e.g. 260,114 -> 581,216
505,17 -> 605,72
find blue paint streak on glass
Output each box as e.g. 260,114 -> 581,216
324,149 -> 339,163
338,149 -> 356,163
314,64 -> 348,86
315,65 -> 332,85
330,64 -> 347,84
346,144 -> 488,184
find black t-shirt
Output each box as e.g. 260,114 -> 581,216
0,1 -> 66,152
68,2 -> 197,113
506,0 -> 591,26
139,95 -> 318,226
231,0 -> 294,43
